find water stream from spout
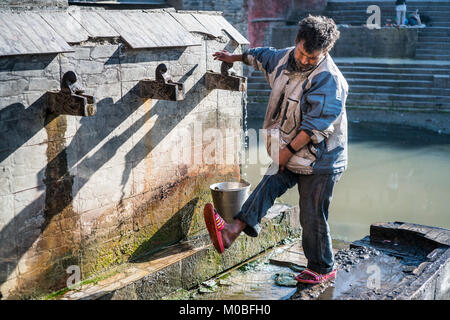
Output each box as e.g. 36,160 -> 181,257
242,90 -> 249,182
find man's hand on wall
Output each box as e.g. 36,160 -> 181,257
213,50 -> 242,63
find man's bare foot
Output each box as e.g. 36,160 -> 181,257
221,218 -> 247,249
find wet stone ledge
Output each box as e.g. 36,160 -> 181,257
290,222 -> 450,300
56,204 -> 301,300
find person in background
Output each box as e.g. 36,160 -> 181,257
396,0 -> 407,26
408,9 -> 422,26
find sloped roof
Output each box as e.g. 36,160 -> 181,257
0,8 -> 249,57
171,11 -> 250,45
0,11 -> 73,57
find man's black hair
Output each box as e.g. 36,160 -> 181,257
296,15 -> 340,54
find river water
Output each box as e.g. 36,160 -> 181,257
241,119 -> 450,242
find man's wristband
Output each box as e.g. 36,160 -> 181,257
286,142 -> 297,154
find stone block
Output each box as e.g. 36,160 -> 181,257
90,45 -> 119,60
10,144 -> 47,193
13,188 -> 45,235
28,78 -> 59,92
77,60 -> 106,75
64,47 -> 91,61
434,249 -> 450,299
0,79 -> 29,97
76,162 -> 134,213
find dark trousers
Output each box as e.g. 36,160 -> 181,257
235,165 -> 343,274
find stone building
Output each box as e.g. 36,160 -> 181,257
0,0 -> 253,298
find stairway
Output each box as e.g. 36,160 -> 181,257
246,1 -> 450,119
287,1 -> 450,61
247,59 -> 450,118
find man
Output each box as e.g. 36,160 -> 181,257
204,15 -> 348,284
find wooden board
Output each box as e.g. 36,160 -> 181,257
39,11 -> 90,43
68,10 -> 119,38
98,10 -> 200,49
0,12 -> 73,57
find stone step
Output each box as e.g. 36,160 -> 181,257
248,82 -> 271,90
247,89 -> 271,97
251,64 -> 450,77
416,48 -> 450,55
248,76 -> 267,83
418,36 -> 450,42
247,91 -> 450,104
349,84 -> 450,95
341,71 -> 434,80
429,22 -> 450,27
347,78 -> 433,88
346,98 -> 450,109
335,61 -> 450,70
338,66 -> 450,75
414,54 -> 450,60
415,42 -> 450,49
346,92 -> 450,103
418,29 -> 450,37
248,93 -> 450,107
249,70 -> 449,85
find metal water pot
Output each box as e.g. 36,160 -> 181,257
210,181 -> 251,224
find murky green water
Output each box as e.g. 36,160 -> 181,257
242,120 -> 450,242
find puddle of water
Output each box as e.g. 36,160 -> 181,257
243,119 -> 450,242
193,251 -> 298,300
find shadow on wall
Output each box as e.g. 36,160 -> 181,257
0,59 -> 209,296
129,197 -> 199,262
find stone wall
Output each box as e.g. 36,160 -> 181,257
0,13 -> 244,298
330,27 -> 418,58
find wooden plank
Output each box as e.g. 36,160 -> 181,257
68,10 -> 119,38
212,14 -> 250,45
39,11 -> 90,43
169,12 -> 211,36
0,12 -> 72,57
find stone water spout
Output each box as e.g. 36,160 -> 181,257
46,71 -> 97,117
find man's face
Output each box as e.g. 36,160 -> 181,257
294,39 -> 326,72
